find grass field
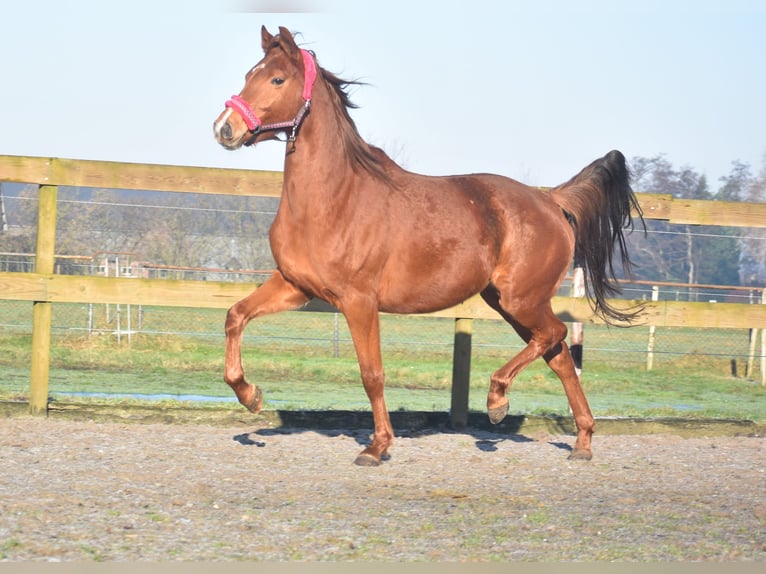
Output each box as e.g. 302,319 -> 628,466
1,301 -> 765,420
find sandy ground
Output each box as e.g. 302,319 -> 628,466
1,416 -> 764,561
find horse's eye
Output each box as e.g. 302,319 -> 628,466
271,77 -> 285,86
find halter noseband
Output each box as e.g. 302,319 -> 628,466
225,49 -> 317,143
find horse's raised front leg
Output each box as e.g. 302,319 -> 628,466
224,271 -> 309,413
341,297 -> 393,467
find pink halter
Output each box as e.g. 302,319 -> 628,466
225,49 -> 317,139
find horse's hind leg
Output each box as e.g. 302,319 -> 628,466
542,340 -> 594,460
224,271 -> 309,413
480,288 -> 546,423
480,287 -> 594,460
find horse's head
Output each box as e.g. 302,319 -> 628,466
213,26 -> 317,150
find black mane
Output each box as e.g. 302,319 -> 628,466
317,67 -> 395,184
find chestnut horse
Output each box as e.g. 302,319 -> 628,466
213,26 -> 643,466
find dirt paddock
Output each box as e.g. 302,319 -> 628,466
0,410 -> 764,562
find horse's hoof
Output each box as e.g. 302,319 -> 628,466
568,448 -> 593,461
354,453 -> 381,467
242,385 -> 263,414
487,400 -> 509,425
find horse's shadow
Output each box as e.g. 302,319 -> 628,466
232,433 -> 267,447
231,410 -> 574,455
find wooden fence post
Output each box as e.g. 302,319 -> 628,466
747,329 -> 756,379
450,317 -> 472,429
29,185 -> 57,415
761,289 -> 766,387
646,285 -> 659,371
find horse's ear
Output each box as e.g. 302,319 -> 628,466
261,26 -> 274,53
276,26 -> 299,57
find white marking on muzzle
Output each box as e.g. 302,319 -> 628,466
214,108 -> 234,138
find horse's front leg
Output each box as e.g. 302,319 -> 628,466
342,299 -> 393,466
224,271 -> 309,413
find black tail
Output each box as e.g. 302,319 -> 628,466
551,150 -> 646,324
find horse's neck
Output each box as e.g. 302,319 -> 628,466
281,97 -> 363,212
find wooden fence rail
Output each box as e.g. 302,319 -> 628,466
2,154 -> 765,422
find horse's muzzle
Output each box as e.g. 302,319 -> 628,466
220,122 -> 233,141
213,117 -> 248,150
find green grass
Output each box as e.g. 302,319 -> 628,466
1,302 -> 764,420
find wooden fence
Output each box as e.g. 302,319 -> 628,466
1,154 -> 765,424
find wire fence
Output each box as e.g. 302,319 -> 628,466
0,276 -> 762,377
1,185 -> 765,388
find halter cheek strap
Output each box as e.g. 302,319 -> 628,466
300,48 -> 317,100
225,49 -> 317,140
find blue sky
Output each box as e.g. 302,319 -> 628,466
1,0 -> 764,187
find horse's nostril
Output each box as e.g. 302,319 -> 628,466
221,122 -> 233,140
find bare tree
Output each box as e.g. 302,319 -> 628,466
738,155 -> 766,285
629,155 -> 741,288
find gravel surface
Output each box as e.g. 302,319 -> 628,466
1,416 -> 764,561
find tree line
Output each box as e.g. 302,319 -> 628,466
0,187 -> 280,272
1,154 -> 765,287
627,154 -> 765,287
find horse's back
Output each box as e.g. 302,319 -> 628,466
375,171 -> 573,313
399,171 -> 573,251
